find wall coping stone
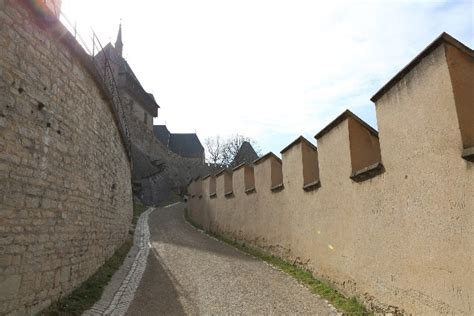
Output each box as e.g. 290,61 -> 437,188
245,188 -> 256,195
350,162 -> 385,182
233,162 -> 249,171
303,180 -> 321,192
315,109 -> 378,140
281,136 -> 317,154
371,32 -> 474,102
461,146 -> 474,162
216,169 -> 231,177
254,152 -> 282,165
271,183 -> 285,193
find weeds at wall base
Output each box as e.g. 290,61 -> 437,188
132,200 -> 148,225
39,238 -> 133,316
184,207 -> 371,316
40,201 -> 148,315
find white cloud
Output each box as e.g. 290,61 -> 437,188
61,0 -> 473,153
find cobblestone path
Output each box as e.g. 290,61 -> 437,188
125,202 -> 338,315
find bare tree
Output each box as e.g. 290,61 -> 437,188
204,135 -> 225,165
204,134 -> 260,167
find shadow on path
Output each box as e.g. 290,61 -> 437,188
126,248 -> 186,315
126,203 -> 336,315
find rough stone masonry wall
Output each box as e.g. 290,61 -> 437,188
125,105 -> 211,204
188,39 -> 473,314
0,1 -> 133,314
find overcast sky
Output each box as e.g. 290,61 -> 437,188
61,0 -> 473,155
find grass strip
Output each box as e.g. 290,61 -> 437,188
41,201 -> 149,315
184,208 -> 371,315
40,238 -> 133,316
132,200 -> 148,225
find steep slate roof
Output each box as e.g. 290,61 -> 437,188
117,55 -> 159,116
153,125 -> 171,147
232,141 -> 259,166
168,133 -> 204,158
95,40 -> 159,117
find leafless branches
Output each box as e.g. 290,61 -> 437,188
204,134 -> 260,167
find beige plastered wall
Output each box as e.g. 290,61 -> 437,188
188,42 -> 473,314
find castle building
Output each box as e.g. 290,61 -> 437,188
94,25 -> 210,203
153,125 -> 205,163
95,25 -> 159,131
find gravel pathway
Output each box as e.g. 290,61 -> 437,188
126,202 -> 339,315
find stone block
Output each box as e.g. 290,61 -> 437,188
0,235 -> 14,245
25,196 -> 40,208
0,274 -> 21,299
0,255 -> 12,267
60,266 -> 70,283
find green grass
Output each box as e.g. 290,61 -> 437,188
41,200 -> 153,315
184,207 -> 371,315
132,200 -> 148,225
40,238 -> 133,316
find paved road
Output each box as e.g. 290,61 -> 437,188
126,203 -> 338,315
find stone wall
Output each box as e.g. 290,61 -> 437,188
0,1 -> 133,314
187,34 -> 474,315
121,91 -> 153,132
126,106 -> 211,204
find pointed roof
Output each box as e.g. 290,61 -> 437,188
168,134 -> 204,158
94,37 -> 159,116
153,125 -> 171,147
232,141 -> 259,166
115,23 -> 123,56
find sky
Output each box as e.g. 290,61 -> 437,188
61,0 -> 473,155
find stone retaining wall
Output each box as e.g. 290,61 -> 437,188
0,1 -> 133,314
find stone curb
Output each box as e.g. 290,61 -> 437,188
83,207 -> 154,316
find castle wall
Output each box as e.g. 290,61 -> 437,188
125,104 -> 211,204
187,40 -> 473,314
122,91 -> 153,131
0,1 -> 133,314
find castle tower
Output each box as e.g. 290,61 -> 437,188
115,23 -> 123,56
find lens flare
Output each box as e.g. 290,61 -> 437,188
27,0 -> 60,21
